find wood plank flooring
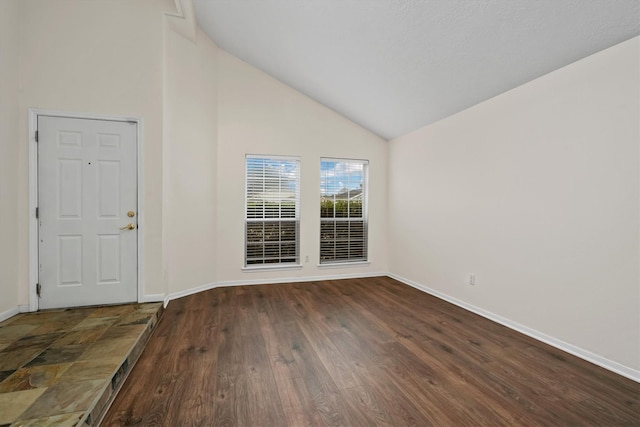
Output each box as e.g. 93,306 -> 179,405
102,277 -> 639,426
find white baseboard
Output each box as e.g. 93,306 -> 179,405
163,271 -> 387,306
164,282 -> 219,306
18,305 -> 31,313
388,273 -> 640,383
139,294 -> 165,304
0,306 -> 19,323
217,270 -> 386,288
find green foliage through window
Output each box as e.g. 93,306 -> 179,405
320,200 -> 363,218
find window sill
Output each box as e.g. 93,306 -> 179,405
317,261 -> 370,269
242,264 -> 303,272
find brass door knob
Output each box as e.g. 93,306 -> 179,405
120,223 -> 135,230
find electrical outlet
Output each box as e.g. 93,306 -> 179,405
305,255 -> 309,263
468,273 -> 476,286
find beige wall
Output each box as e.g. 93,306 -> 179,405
216,50 -> 388,283
163,24 -> 218,295
388,37 -> 640,373
3,0 -> 385,311
0,0 -> 20,315
15,0 -> 169,305
2,0 -> 386,313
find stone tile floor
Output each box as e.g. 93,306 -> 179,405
0,303 -> 163,426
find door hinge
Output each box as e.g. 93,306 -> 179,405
35,130 -> 38,142
36,283 -> 41,297
35,207 -> 39,218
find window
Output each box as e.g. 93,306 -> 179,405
245,155 -> 300,267
320,158 -> 368,264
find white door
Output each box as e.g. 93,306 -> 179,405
38,116 -> 138,309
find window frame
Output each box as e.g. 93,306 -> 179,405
244,154 -> 301,269
319,158 -> 369,265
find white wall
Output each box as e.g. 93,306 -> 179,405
0,0 -> 20,317
15,0 -> 171,304
163,22 -> 218,295
388,37 -> 640,374
3,0 -> 387,312
216,50 -> 388,283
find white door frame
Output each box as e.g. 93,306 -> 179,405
28,109 -> 145,311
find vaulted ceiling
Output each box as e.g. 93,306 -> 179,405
194,0 -> 639,140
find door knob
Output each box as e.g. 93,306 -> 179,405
120,223 -> 135,230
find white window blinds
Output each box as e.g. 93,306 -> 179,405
245,155 -> 300,266
320,158 -> 368,264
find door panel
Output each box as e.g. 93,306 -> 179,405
97,234 -> 120,284
97,161 -> 120,217
38,116 -> 137,309
58,159 -> 83,218
58,235 -> 82,286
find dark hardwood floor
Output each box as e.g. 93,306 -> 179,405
102,277 -> 639,426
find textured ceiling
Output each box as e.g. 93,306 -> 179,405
194,0 -> 640,140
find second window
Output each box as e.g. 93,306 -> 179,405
320,158 -> 369,264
